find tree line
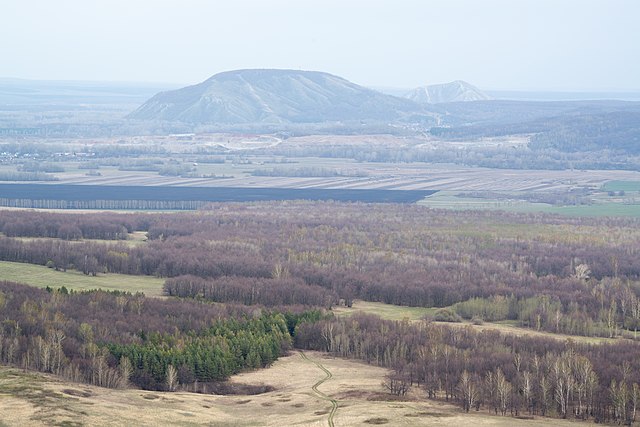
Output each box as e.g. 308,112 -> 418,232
0,204 -> 638,338
295,313 -> 640,424
0,281 -> 307,392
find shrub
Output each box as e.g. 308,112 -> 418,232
432,308 -> 462,323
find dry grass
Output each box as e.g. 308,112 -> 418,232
2,230 -> 148,246
1,352 -> 581,426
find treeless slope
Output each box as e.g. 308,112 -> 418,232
1,351 -> 580,427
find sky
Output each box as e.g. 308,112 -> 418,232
1,0 -> 639,91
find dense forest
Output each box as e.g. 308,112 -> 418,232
264,137 -> 640,171
1,203 -> 639,423
430,110 -> 640,154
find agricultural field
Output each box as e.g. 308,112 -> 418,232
3,133 -> 640,214
5,134 -> 640,193
0,183 -> 433,208
420,189 -> 640,217
37,158 -> 640,193
602,180 -> 640,192
0,351 -> 577,427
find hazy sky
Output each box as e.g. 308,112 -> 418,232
1,0 -> 638,91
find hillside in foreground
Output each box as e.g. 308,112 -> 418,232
0,352 -> 577,427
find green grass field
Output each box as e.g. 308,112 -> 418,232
0,261 -> 165,296
543,203 -> 640,217
602,180 -> 640,192
420,191 -> 640,217
333,300 -> 439,321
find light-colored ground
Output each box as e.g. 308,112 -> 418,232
0,351 -> 580,427
6,231 -> 148,247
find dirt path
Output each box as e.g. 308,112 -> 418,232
299,351 -> 338,427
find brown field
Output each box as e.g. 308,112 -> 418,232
0,351 -> 580,427
54,161 -> 640,193
32,133 -> 640,193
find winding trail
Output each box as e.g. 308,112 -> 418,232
299,351 -> 338,427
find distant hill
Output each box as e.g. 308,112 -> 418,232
528,111 -> 640,154
430,105 -> 640,155
128,69 -> 424,125
405,80 -> 491,104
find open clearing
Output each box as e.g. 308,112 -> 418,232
0,261 -> 165,296
6,231 -> 148,247
336,301 -> 621,345
0,351 -> 579,427
333,301 -> 439,321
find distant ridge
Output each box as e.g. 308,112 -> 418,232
405,80 -> 491,104
128,69 -> 424,125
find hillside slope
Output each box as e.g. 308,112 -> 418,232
128,69 -> 424,124
406,80 -> 491,104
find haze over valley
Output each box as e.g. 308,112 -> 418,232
1,1 -> 640,426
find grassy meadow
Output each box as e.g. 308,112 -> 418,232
0,261 -> 165,296
0,351 -> 580,427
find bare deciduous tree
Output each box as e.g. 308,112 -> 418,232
166,364 -> 178,392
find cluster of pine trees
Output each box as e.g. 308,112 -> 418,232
0,281 -> 302,392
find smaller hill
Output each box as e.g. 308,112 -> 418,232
406,80 -> 491,104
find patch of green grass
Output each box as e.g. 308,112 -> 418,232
0,261 -> 165,296
419,192 -> 554,213
333,301 -> 439,321
543,203 -> 640,217
419,192 -> 640,218
602,180 -> 640,192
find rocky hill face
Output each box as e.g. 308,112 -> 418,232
128,69 -> 423,124
405,80 -> 491,104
